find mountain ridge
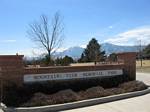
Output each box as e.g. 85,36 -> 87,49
55,43 -> 142,58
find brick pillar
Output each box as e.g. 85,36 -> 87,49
117,52 -> 136,80
0,55 -> 24,87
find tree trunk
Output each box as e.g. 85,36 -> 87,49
48,50 -> 51,65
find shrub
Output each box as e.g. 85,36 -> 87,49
51,89 -> 80,104
3,80 -> 148,107
104,88 -> 125,96
119,80 -> 148,92
22,89 -> 80,107
79,86 -> 105,99
21,92 -> 50,107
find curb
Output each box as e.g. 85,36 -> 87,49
4,87 -> 150,112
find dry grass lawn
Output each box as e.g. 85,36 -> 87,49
136,60 -> 150,67
136,60 -> 150,73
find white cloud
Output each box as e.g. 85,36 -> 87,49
17,48 -> 44,57
54,47 -> 68,52
0,39 -> 16,43
17,47 -> 68,57
80,44 -> 86,48
104,27 -> 150,45
108,26 -> 113,29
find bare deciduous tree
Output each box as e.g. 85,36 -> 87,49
27,12 -> 64,64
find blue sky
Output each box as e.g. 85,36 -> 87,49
0,0 -> 150,56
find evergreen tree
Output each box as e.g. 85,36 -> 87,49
143,44 -> 150,59
108,53 -> 117,62
61,55 -> 74,66
55,56 -> 74,66
78,53 -> 86,62
55,57 -> 62,66
79,38 -> 105,62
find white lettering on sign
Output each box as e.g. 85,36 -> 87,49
24,69 -> 123,83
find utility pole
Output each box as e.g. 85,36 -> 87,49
139,40 -> 143,67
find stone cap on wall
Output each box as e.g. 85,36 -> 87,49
0,55 -> 24,60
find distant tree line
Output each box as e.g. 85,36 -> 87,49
24,55 -> 74,66
24,37 -> 150,67
136,43 -> 150,60
141,44 -> 150,59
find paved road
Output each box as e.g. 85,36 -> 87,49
62,94 -> 150,112
62,72 -> 150,112
136,72 -> 150,86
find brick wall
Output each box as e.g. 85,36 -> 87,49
117,52 -> 136,80
0,55 -> 24,86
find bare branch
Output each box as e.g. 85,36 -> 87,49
27,12 -> 64,63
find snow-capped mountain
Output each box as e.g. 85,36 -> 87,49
55,43 -> 143,58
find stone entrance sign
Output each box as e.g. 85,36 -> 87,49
24,69 -> 123,83
0,52 -> 136,86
